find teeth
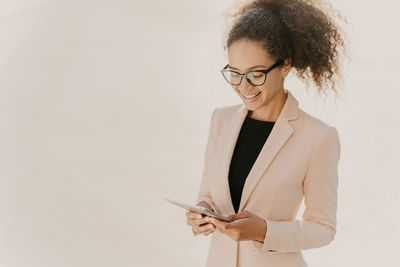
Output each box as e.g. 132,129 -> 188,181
244,92 -> 260,99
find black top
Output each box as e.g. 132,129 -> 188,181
228,116 -> 275,214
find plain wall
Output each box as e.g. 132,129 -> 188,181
0,0 -> 399,266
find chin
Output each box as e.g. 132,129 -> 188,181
242,104 -> 261,114
243,102 -> 255,109
242,99 -> 264,110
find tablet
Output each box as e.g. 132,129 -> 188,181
164,197 -> 232,222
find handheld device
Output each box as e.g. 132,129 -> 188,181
164,197 -> 232,222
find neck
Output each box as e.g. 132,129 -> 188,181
247,89 -> 287,122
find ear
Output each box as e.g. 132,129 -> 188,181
282,58 -> 292,78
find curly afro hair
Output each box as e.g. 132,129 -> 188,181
223,0 -> 348,97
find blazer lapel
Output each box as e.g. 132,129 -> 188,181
215,90 -> 299,215
218,104 -> 248,215
238,90 -> 299,212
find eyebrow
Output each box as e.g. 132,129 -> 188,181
227,64 -> 268,71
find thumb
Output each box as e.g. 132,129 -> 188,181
228,211 -> 252,221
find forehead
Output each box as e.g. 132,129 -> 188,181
228,39 -> 274,71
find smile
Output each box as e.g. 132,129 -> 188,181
243,91 -> 261,99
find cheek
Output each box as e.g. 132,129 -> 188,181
267,75 -> 282,89
258,85 -> 277,102
259,86 -> 269,97
260,78 -> 280,95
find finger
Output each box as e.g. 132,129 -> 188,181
187,217 -> 208,227
186,211 -> 205,219
193,223 -> 215,235
192,228 -> 199,236
203,226 -> 216,236
194,223 -> 215,233
206,217 -> 228,231
186,213 -> 204,225
192,225 -> 207,236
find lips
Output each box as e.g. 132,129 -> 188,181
242,91 -> 261,99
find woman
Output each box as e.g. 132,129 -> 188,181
185,0 -> 346,266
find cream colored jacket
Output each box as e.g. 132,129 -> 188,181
195,90 -> 340,267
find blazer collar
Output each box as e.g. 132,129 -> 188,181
218,89 -> 299,214
235,89 -> 299,122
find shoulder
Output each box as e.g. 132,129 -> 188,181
297,107 -> 338,137
213,103 -> 242,117
296,108 -> 340,156
209,103 -> 243,123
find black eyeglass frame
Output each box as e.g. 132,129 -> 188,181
220,59 -> 284,86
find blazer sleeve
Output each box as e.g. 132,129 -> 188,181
194,108 -> 219,211
253,126 -> 341,253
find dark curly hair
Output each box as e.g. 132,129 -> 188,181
223,0 -> 349,97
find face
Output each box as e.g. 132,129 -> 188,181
227,38 -> 290,114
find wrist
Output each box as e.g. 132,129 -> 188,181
257,219 -> 267,242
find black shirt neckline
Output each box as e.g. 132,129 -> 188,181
245,116 -> 276,124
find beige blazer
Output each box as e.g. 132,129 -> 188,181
194,90 -> 340,267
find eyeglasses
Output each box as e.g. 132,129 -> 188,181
220,60 -> 284,86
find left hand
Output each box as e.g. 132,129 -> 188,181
205,210 -> 267,242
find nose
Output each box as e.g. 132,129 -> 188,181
236,76 -> 253,92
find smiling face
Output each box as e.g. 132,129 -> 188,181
227,38 -> 291,120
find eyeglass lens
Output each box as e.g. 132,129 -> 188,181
223,71 -> 266,86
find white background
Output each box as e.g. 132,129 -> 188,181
0,0 -> 399,266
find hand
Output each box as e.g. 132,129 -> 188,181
205,210 -> 267,242
185,201 -> 216,236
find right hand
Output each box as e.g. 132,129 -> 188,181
185,201 -> 216,236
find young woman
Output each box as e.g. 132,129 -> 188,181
185,0 -> 346,266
